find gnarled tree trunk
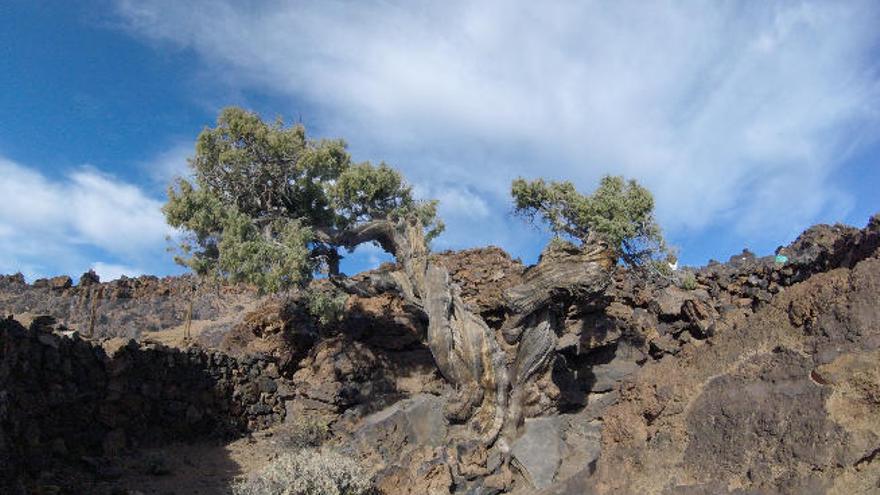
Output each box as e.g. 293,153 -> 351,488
331,218 -> 615,475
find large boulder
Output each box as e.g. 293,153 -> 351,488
588,342 -> 643,393
221,298 -> 316,372
650,286 -> 692,319
353,394 -> 452,495
432,247 -> 525,322
355,393 -> 448,456
502,413 -> 604,493
683,349 -> 853,492
512,416 -> 564,489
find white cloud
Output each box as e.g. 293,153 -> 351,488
413,183 -> 490,220
346,242 -> 392,270
67,169 -> 170,253
114,0 -> 880,253
91,261 -> 144,282
143,142 -> 193,186
0,158 -> 171,279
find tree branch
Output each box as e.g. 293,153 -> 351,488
504,239 -> 614,323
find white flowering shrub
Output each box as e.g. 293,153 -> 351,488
231,448 -> 372,495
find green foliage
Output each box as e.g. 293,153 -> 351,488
649,259 -> 673,278
511,175 -> 667,267
679,272 -> 698,291
284,416 -> 331,449
304,288 -> 348,326
164,178 -> 315,292
164,107 -> 442,292
216,213 -> 315,293
332,162 -> 444,242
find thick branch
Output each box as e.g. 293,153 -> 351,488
335,220 -> 401,254
314,220 -> 399,255
316,217 -> 428,291
504,239 -> 614,324
324,215 -> 510,448
501,311 -> 556,446
330,270 -> 423,314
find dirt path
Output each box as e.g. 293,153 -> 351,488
102,428 -> 286,494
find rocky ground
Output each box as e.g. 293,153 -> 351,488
1,217 -> 879,494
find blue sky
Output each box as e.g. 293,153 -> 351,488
1,1 -> 878,281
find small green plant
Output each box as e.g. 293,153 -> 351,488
680,272 -> 698,291
231,448 -> 372,495
649,259 -> 673,278
285,416 -> 330,448
304,288 -> 348,326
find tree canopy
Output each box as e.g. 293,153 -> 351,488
163,107 -> 443,292
165,107 -> 669,295
511,175 -> 668,267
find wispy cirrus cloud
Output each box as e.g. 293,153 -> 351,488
142,141 -> 193,187
114,0 -> 880,261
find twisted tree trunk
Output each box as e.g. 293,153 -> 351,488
498,239 -> 614,451
330,218 -> 614,474
332,218 -> 508,440
423,264 -> 509,444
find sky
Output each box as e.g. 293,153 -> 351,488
1,0 -> 879,282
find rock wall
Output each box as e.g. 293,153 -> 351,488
0,317 -> 288,489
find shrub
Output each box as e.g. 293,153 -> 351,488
680,272 -> 697,291
304,288 -> 348,326
284,416 -> 330,448
231,449 -> 372,495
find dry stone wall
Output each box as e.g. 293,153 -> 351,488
0,317 -> 288,488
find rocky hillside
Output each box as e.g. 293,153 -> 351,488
1,217 -> 879,494
576,216 -> 880,495
0,272 -> 257,345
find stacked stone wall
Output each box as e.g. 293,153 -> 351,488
0,317 -> 288,487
